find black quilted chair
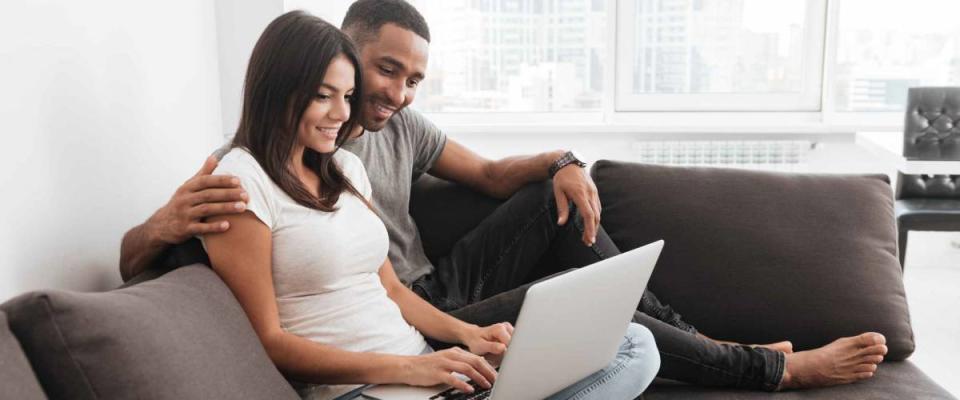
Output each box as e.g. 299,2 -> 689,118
896,87 -> 960,267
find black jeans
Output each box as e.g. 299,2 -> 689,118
410,181 -> 784,391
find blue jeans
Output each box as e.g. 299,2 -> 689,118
546,323 -> 659,400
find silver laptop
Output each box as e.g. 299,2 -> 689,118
360,240 -> 664,400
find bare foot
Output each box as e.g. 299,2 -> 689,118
779,333 -> 887,390
756,341 -> 794,354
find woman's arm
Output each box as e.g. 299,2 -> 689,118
204,211 -> 407,384
205,211 -> 498,393
378,260 -> 513,358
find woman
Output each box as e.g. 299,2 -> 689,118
202,10 -> 658,400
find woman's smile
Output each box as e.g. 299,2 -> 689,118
316,126 -> 340,140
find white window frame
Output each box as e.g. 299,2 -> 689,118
614,0 -> 828,112
819,0 -> 907,129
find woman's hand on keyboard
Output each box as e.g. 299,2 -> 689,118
461,322 -> 513,367
402,347 -> 497,394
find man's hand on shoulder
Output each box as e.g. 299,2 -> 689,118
552,161 -> 601,247
120,155 -> 250,281
147,156 -> 248,244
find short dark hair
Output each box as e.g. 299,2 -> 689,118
341,0 -> 430,47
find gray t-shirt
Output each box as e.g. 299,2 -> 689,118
342,108 -> 446,284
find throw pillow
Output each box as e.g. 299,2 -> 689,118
1,264 -> 299,400
592,161 -> 914,360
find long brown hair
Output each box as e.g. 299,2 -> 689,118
232,10 -> 364,211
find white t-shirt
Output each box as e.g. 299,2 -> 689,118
209,148 -> 428,399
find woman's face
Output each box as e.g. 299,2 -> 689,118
297,53 -> 355,154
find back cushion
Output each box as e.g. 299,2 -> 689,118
592,161 -> 914,360
410,174 -> 504,263
1,265 -> 299,400
0,312 -> 47,400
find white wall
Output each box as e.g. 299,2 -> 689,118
0,1 -> 224,300
215,0 -> 284,137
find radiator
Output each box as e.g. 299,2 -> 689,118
632,140 -> 815,172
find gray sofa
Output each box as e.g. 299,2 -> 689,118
1,161 -> 955,399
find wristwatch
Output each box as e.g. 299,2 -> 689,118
549,150 -> 587,178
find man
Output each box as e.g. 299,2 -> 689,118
120,0 -> 887,391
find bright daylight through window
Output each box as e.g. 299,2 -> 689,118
299,0 -> 607,113
298,0 -> 959,120
615,0 -> 824,111
833,0 -> 960,112
407,0 -> 607,113
630,0 -> 805,96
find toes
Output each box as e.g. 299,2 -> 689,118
848,333 -> 885,347
854,371 -> 875,380
874,345 -> 888,356
860,332 -> 886,346
857,344 -> 888,357
854,363 -> 879,373
861,355 -> 884,364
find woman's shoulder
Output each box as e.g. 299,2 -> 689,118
333,148 -> 362,165
219,146 -> 256,164
215,147 -> 277,193
333,149 -> 366,175
218,147 -> 266,176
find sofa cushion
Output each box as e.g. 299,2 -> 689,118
0,264 -> 299,400
645,361 -> 955,399
592,161 -> 915,360
0,311 -> 46,400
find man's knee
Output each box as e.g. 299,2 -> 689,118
530,267 -> 579,285
511,180 -> 588,228
512,180 -> 557,208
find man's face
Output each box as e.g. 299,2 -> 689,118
356,23 -> 429,132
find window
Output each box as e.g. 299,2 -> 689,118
290,0 -> 960,127
615,0 -> 826,111
295,0 -> 608,113
832,0 -> 960,112
418,0 -> 609,113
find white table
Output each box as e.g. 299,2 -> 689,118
858,132 -> 960,250
856,131 -> 960,175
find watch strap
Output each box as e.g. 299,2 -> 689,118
549,151 -> 586,177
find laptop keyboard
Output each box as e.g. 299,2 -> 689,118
430,380 -> 491,400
